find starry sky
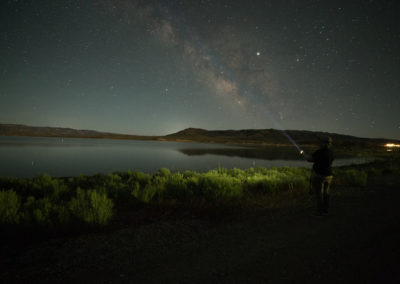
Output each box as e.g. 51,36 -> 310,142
1,0 -> 399,139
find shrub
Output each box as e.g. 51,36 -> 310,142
132,182 -> 161,203
185,176 -> 200,192
228,168 -> 245,178
69,188 -> 114,225
337,169 -> 368,187
21,196 -> 68,225
0,190 -> 21,224
0,178 -> 30,196
31,174 -> 69,201
198,174 -> 243,201
32,198 -> 53,225
366,167 -> 383,177
68,175 -> 91,190
103,173 -> 130,200
126,171 -> 152,187
245,169 -> 309,194
164,172 -> 194,200
156,168 -> 171,178
245,167 -> 256,176
246,173 -> 279,193
183,170 -> 200,178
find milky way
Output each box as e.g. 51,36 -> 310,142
1,0 -> 399,138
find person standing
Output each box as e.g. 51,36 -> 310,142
301,137 -> 334,216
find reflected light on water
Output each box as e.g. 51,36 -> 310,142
385,143 -> 400,152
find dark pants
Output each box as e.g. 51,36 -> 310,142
311,173 -> 333,215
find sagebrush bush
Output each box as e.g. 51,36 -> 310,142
126,171 -> 152,187
228,168 -> 245,179
31,174 -> 69,201
199,173 -> 243,201
21,196 -> 69,225
103,173 -> 130,200
31,198 -> 52,225
131,182 -> 159,203
336,169 -> 368,187
164,172 -> 193,200
133,183 -> 161,203
69,188 -> 113,225
245,168 -> 309,194
156,167 -> 172,177
366,167 -> 383,177
0,190 -> 21,224
183,170 -> 200,178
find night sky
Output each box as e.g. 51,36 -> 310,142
1,0 -> 399,139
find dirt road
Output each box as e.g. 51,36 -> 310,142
2,177 -> 400,283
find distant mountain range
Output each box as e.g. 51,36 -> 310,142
164,128 -> 395,146
0,124 -> 155,141
0,124 -> 397,147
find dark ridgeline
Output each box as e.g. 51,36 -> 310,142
0,124 -> 156,140
0,124 -> 398,147
165,127 -> 396,147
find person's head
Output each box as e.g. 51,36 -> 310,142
319,136 -> 332,148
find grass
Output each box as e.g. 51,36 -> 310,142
1,159 -> 399,229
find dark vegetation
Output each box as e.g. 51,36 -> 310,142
1,158 -> 399,231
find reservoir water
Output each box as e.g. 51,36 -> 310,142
0,136 -> 371,178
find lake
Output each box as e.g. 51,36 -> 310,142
0,136 -> 372,178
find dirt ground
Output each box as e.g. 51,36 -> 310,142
1,176 -> 400,283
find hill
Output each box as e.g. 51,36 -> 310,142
165,127 -> 395,147
0,124 -> 397,147
0,124 -> 156,141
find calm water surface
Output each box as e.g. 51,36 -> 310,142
0,136 -> 372,178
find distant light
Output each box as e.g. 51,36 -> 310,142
256,52 -> 261,56
385,143 -> 400,148
300,150 -> 304,154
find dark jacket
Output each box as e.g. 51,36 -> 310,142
312,147 -> 334,176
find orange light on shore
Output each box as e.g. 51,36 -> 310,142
385,143 -> 400,148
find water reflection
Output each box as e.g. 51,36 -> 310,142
178,146 -> 307,160
0,136 -> 373,178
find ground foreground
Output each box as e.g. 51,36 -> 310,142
1,176 -> 400,283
